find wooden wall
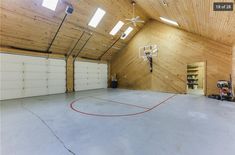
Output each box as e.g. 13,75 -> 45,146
136,0 -> 235,46
232,45 -> 235,92
66,56 -> 74,92
0,47 -> 64,59
1,0 -> 149,60
111,20 -> 232,95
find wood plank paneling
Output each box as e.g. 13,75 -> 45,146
232,45 -> 235,92
66,56 -> 74,92
0,0 -> 149,60
136,0 -> 235,46
0,47 -> 64,59
111,20 -> 232,95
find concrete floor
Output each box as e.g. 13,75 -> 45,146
1,89 -> 235,155
187,88 -> 204,95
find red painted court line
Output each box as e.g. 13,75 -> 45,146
91,96 -> 151,110
70,94 -> 177,117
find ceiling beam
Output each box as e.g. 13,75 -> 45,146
98,36 -> 121,60
46,13 -> 68,53
73,34 -> 93,63
66,31 -> 86,60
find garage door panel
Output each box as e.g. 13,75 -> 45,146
24,60 -> 47,66
100,73 -> 108,77
48,87 -> 65,94
23,56 -> 46,63
49,59 -> 65,66
48,66 -> 65,73
87,79 -> 102,83
100,76 -> 108,79
75,73 -> 88,79
75,68 -> 88,72
48,80 -> 66,86
0,71 -> 23,81
75,82 -> 87,86
24,72 -> 47,80
23,88 -> 48,97
75,61 -> 107,91
24,64 -> 47,72
0,89 -> 23,100
0,54 -> 24,63
87,70 -> 99,73
75,79 -> 88,84
0,53 -> 66,100
87,74 -> 99,78
48,73 -> 66,80
0,63 -> 23,72
1,80 -> 23,90
24,80 -> 47,88
87,67 -> 99,70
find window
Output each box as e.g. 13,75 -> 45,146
110,21 -> 124,36
121,27 -> 133,39
88,8 -> 106,28
160,17 -> 179,26
42,0 -> 59,11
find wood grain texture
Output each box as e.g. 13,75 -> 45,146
232,45 -> 235,92
111,20 -> 232,95
0,0 -> 149,60
66,56 -> 74,92
0,47 -> 65,59
136,0 -> 235,46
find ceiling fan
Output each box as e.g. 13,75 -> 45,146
125,1 -> 145,27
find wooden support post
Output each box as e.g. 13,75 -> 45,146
66,56 -> 74,93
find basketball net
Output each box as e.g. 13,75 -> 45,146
142,51 -> 153,61
141,45 -> 157,61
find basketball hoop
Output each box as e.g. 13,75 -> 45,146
139,45 -> 158,72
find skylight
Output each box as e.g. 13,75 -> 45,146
160,17 -> 179,26
121,27 -> 133,40
42,0 -> 59,11
110,21 -> 124,36
88,8 -> 106,28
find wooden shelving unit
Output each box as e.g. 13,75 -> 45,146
187,66 -> 199,89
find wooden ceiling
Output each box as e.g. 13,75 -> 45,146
0,0 -> 149,60
1,0 -> 234,61
136,0 -> 235,46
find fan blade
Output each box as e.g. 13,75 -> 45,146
136,20 -> 145,23
125,19 -> 132,21
135,16 -> 140,20
125,21 -> 133,25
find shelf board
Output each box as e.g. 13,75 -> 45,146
187,79 -> 198,80
187,66 -> 199,69
187,74 -> 198,76
187,70 -> 198,72
187,83 -> 199,85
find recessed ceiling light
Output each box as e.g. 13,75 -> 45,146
121,27 -> 133,40
42,0 -> 59,11
88,8 -> 106,28
160,17 -> 179,26
110,21 -> 125,36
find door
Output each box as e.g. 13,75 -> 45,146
0,53 -> 66,100
74,61 -> 108,91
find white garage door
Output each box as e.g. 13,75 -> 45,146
0,53 -> 66,100
75,61 -> 108,91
